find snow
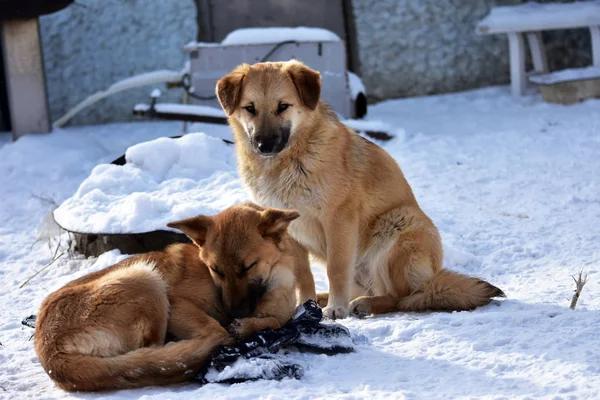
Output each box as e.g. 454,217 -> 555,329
342,119 -> 403,138
2,86 -> 600,399
476,1 -> 600,34
54,133 -> 243,234
530,66 -> 600,85
347,71 -> 366,98
133,103 -> 228,120
151,103 -> 226,118
221,27 -> 341,46
203,356 -> 294,382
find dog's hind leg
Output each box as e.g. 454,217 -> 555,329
348,256 -> 436,317
349,225 -> 439,317
349,294 -> 398,317
167,297 -> 231,343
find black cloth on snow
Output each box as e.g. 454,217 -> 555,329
22,315 -> 36,329
196,300 -> 355,384
21,300 -> 355,384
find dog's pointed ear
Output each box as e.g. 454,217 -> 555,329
167,216 -> 214,247
216,64 -> 250,115
258,208 -> 300,241
240,202 -> 266,212
286,61 -> 321,110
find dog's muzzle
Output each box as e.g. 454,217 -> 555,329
255,136 -> 281,155
227,281 -> 267,318
252,126 -> 291,156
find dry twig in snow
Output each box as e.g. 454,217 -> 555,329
569,270 -> 588,310
19,250 -> 65,289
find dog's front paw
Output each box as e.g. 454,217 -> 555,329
322,304 -> 349,320
316,292 -> 329,308
227,318 -> 252,340
349,297 -> 372,319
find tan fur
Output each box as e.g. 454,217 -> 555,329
216,60 -> 505,319
168,202 -> 316,338
35,204 -> 314,392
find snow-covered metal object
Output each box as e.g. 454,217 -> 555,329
476,1 -> 600,97
182,27 -> 366,119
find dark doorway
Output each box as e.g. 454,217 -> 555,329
0,26 -> 11,132
194,0 -> 360,74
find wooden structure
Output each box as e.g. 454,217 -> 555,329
0,0 -> 74,139
529,67 -> 600,105
476,1 -> 600,97
1,19 -> 50,139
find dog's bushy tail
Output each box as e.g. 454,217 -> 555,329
397,269 -> 505,312
45,334 -> 225,392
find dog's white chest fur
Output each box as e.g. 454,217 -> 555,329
247,164 -> 322,210
244,167 -> 328,259
250,175 -> 290,209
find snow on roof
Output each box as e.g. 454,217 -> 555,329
220,27 -> 341,46
529,67 -> 600,85
53,133 -> 248,234
476,1 -> 600,34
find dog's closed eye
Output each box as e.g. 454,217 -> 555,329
240,260 -> 259,275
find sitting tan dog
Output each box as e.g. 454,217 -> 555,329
215,60 -> 504,319
35,203 -> 315,391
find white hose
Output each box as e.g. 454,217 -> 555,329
53,69 -> 185,128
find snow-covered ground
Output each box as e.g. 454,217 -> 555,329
1,86 -> 600,399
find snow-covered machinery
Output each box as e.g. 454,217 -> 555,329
132,27 -> 388,138
180,27 -> 366,120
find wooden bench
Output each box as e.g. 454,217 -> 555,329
476,1 -> 600,97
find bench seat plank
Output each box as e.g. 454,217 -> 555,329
476,1 -> 600,34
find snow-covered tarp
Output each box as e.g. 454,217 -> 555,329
53,133 -> 246,234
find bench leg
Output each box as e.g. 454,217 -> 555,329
507,32 -> 526,97
526,32 -> 548,74
590,26 -> 600,67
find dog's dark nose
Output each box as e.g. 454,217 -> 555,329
256,137 -> 278,154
